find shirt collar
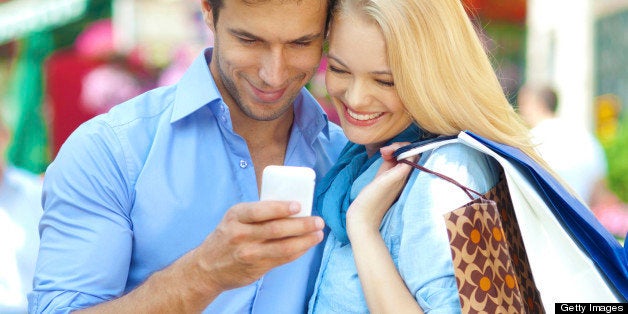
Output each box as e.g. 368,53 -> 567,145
170,48 -> 221,123
170,48 -> 331,141
292,87 -> 331,143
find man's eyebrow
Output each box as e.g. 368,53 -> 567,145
289,32 -> 324,43
228,28 -> 323,43
229,28 -> 261,40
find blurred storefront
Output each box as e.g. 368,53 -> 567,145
595,1 -> 628,206
0,0 -> 88,45
463,0 -> 527,103
112,0 -> 211,69
526,0 -> 628,231
1,0 -> 627,205
527,0 -> 595,131
0,0 -> 214,174
0,0 -> 92,173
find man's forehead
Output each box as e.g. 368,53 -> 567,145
240,0 -> 307,4
221,0 -> 328,24
236,0 -> 330,8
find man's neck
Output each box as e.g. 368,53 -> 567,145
232,111 -> 294,192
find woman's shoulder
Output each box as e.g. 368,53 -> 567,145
405,142 -> 501,199
423,142 -> 498,174
392,141 -> 501,221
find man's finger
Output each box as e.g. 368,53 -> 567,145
236,201 -> 300,224
249,216 -> 325,240
255,230 -> 325,260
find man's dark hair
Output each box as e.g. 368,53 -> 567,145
518,84 -> 560,114
206,0 -> 337,34
538,85 -> 559,113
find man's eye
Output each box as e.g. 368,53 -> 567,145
292,41 -> 312,47
238,38 -> 256,45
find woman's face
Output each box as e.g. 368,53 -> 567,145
326,12 -> 412,156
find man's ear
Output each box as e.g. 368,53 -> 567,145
200,0 -> 216,33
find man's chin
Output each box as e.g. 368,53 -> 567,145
239,103 -> 293,122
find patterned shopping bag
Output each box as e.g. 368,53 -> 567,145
397,132 -> 626,307
444,173 -> 544,313
401,160 -> 544,313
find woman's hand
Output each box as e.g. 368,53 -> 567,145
346,142 -> 425,314
346,142 -> 414,238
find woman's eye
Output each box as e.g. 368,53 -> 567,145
328,65 -> 347,74
377,80 -> 395,87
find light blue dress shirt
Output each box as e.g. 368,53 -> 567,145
29,48 -> 347,313
309,143 -> 500,313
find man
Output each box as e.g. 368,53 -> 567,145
517,83 -> 607,206
28,0 -> 346,312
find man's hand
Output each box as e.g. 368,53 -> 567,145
77,200 -> 324,313
193,200 -> 325,291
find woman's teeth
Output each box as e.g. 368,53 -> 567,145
347,108 -> 383,121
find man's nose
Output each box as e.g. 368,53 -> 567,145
259,48 -> 289,88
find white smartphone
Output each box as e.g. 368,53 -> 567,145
260,165 -> 316,217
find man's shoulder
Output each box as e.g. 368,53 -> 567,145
103,85 -> 176,129
54,85 -> 179,177
69,85 -> 178,152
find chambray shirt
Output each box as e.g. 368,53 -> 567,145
29,48 -> 347,313
309,143 -> 500,313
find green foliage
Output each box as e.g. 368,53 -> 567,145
605,118 -> 628,203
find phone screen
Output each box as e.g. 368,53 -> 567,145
260,165 -> 316,217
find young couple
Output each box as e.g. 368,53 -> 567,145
31,0 -> 552,313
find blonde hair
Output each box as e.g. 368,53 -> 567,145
332,0 -> 555,173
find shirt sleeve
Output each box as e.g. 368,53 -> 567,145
397,143 -> 500,313
29,118 -> 134,313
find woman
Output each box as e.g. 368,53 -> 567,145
308,0 -> 557,312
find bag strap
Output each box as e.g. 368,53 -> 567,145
395,135 -> 484,201
394,135 -> 458,160
399,159 -> 484,200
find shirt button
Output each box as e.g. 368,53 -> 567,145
239,160 -> 248,168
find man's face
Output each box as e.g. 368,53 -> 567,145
203,0 -> 327,122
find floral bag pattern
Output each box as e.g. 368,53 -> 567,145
400,160 -> 544,313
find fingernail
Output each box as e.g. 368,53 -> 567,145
315,217 -> 325,229
289,202 -> 300,213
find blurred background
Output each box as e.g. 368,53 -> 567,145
0,0 -> 626,240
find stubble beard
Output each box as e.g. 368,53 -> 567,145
215,53 -> 300,122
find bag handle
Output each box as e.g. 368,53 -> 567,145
394,135 -> 458,160
399,159 -> 484,200
395,135 -> 484,201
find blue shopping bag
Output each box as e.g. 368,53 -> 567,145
464,132 -> 628,300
